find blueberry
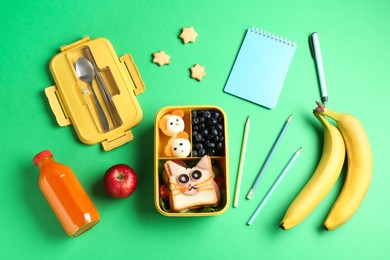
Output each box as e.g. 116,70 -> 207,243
199,148 -> 206,157
208,118 -> 217,126
195,143 -> 203,150
195,133 -> 202,142
203,111 -> 211,119
207,149 -> 216,156
192,117 -> 199,125
206,141 -> 216,148
201,129 -> 209,137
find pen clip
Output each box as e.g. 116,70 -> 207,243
309,32 -> 316,59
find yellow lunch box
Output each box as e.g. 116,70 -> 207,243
45,36 -> 145,151
154,105 -> 230,216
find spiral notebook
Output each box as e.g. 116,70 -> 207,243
224,27 -> 296,109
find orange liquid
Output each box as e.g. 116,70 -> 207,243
37,156 -> 99,237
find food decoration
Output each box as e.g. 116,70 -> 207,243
164,131 -> 191,157
152,50 -> 171,66
163,155 -> 220,212
190,64 -> 206,81
179,27 -> 198,44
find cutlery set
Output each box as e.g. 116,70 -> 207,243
45,36 -> 145,150
75,47 -> 122,132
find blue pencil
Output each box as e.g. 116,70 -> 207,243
247,114 -> 293,199
247,147 -> 302,226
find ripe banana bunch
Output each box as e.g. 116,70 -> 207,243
280,112 -> 345,230
280,102 -> 372,231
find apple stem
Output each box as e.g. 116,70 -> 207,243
116,173 -> 124,181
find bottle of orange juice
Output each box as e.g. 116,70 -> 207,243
33,150 -> 100,237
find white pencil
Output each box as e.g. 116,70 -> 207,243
233,116 -> 250,208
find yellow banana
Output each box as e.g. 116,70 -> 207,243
280,113 -> 345,230
315,102 -> 373,230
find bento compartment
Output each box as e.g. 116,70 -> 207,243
156,108 -> 192,158
156,107 -> 226,159
156,156 -> 228,215
190,108 -> 226,157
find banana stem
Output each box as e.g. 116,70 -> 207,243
314,101 -> 342,121
314,101 -> 325,113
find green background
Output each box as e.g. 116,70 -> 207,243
1,0 -> 389,259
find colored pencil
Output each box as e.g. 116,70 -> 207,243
233,116 -> 250,208
247,114 -> 293,199
247,147 -> 302,226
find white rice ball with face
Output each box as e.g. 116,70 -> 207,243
169,137 -> 191,157
165,115 -> 185,136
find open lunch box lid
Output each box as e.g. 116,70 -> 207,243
45,36 -> 145,151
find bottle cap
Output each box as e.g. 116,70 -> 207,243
33,150 -> 53,165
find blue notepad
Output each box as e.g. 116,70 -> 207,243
224,27 -> 296,109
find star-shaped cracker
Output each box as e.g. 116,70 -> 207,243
179,27 -> 198,44
190,64 -> 206,81
153,50 -> 171,66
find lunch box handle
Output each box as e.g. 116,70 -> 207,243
44,86 -> 71,127
120,54 -> 145,96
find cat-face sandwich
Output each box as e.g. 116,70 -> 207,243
164,155 -> 221,212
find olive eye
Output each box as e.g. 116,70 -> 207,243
178,174 -> 189,184
191,170 -> 202,180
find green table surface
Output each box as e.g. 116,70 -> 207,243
1,0 -> 389,259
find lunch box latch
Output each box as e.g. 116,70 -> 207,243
102,130 -> 134,151
60,36 -> 90,52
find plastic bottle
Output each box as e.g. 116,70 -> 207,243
33,150 -> 100,237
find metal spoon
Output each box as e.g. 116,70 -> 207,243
76,57 -> 109,132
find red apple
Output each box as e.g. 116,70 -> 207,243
104,164 -> 138,198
